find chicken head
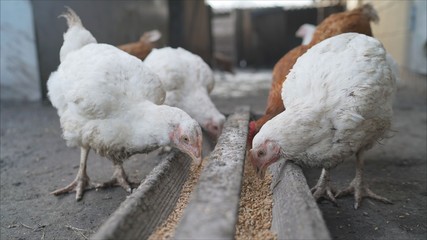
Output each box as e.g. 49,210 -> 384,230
204,115 -> 226,140
170,122 -> 203,165
250,140 -> 281,179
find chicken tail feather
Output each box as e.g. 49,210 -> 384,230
58,6 -> 97,62
361,3 -> 379,24
59,6 -> 82,28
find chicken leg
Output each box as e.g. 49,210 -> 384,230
335,151 -> 392,209
95,161 -> 134,193
51,147 -> 95,200
311,168 -> 337,205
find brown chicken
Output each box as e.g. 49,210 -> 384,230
117,30 -> 161,60
247,3 -> 379,146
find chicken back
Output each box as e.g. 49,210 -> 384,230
248,3 -> 380,146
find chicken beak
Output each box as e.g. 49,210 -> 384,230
256,166 -> 266,180
205,121 -> 223,143
249,149 -> 265,179
193,151 -> 202,167
188,139 -> 203,166
183,147 -> 202,166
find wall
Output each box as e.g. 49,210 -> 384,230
31,0 -> 169,100
367,0 -> 410,68
354,0 -> 426,74
1,0 -> 41,101
407,0 -> 426,74
169,0 -> 212,65
234,5 -> 344,68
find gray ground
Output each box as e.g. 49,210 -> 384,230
0,68 -> 425,240
215,69 -> 426,240
0,102 -> 164,239
303,69 -> 427,240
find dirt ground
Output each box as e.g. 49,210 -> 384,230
0,68 -> 425,240
303,69 -> 427,240
0,101 -> 165,239
215,68 -> 426,240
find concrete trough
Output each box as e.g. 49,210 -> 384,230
91,150 -> 192,240
91,106 -> 331,239
271,162 -> 331,240
175,106 -> 250,238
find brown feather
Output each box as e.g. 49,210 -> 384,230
249,4 -> 379,143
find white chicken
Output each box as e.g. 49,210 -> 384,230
250,33 -> 397,209
48,8 -> 202,200
144,47 -> 226,140
295,23 -> 316,45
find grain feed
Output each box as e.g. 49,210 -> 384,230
148,157 -> 208,240
235,154 -> 276,240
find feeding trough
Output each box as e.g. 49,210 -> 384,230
91,106 -> 330,240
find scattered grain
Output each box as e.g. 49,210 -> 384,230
148,157 -> 208,240
235,154 -> 277,240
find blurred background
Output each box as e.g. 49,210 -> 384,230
1,2 -> 426,239
0,0 -> 426,102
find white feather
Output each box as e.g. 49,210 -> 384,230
254,33 -> 397,169
144,47 -> 225,132
48,38 -> 199,158
59,8 -> 97,62
295,23 -> 316,45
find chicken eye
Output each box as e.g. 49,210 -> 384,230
258,150 -> 265,158
181,135 -> 189,143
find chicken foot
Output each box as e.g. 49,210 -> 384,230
311,168 -> 337,205
95,162 -> 136,193
335,151 -> 392,209
51,147 -> 96,201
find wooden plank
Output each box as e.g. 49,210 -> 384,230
91,150 -> 191,240
174,106 -> 250,239
270,161 -> 331,240
168,0 -> 212,65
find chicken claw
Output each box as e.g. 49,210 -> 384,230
336,151 -> 392,209
95,163 -> 136,193
311,185 -> 337,205
51,175 -> 95,201
310,168 -> 338,206
335,178 -> 392,209
51,147 -> 95,200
